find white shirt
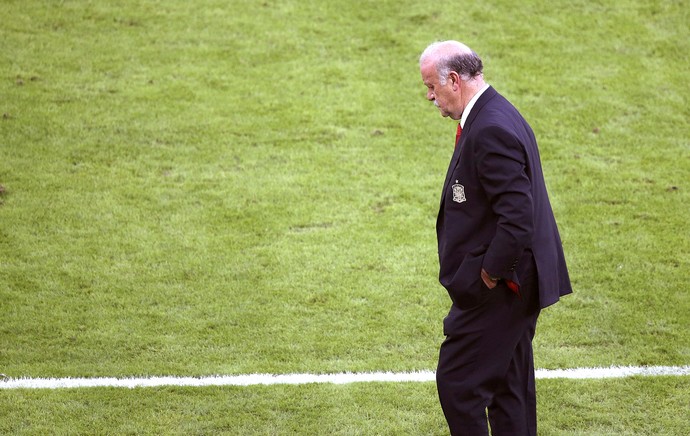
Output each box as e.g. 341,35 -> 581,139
460,84 -> 490,128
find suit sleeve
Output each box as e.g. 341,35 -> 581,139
473,125 -> 533,280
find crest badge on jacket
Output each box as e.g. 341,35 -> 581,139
452,180 -> 466,204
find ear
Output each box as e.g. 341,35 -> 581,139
448,71 -> 461,90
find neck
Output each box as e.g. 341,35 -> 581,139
461,78 -> 486,109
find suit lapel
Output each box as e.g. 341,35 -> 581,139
440,139 -> 463,207
439,86 -> 498,208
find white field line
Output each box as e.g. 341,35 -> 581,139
1,366 -> 689,390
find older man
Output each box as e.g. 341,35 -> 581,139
419,41 -> 572,435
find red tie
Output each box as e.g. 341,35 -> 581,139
455,123 -> 462,147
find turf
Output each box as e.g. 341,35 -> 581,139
1,0 -> 688,434
1,377 -> 688,435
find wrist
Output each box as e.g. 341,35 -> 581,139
481,268 -> 499,283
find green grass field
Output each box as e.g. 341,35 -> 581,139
1,0 -> 688,434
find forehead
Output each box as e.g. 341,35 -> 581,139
420,59 -> 438,85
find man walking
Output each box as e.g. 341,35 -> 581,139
419,40 -> 572,435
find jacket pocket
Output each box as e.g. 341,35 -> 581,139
442,246 -> 491,310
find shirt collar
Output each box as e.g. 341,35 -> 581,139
460,84 -> 490,128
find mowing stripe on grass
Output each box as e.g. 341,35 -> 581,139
1,366 -> 689,389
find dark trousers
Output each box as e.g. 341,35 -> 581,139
436,263 -> 540,436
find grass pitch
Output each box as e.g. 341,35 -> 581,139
1,0 -> 689,434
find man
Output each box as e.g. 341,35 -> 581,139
419,40 -> 572,435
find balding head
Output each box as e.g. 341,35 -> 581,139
420,41 -> 473,64
419,40 -> 487,120
420,40 -> 483,85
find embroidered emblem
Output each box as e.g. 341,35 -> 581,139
452,180 -> 466,204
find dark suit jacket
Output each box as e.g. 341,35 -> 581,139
437,86 -> 571,310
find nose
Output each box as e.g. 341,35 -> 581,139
426,90 -> 434,101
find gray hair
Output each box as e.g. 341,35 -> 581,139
420,41 -> 484,85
